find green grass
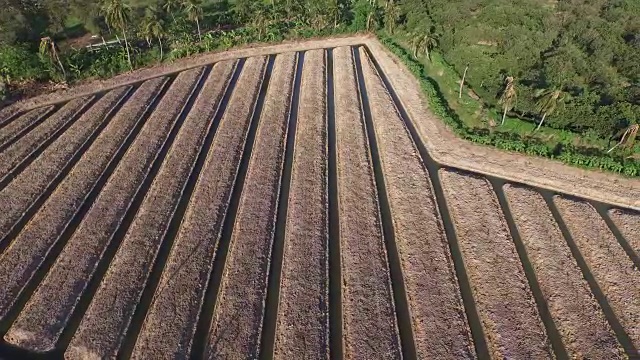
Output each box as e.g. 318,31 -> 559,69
392,34 -> 636,154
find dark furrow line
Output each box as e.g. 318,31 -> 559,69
53,67 -> 211,355
0,87 -> 133,256
258,52 -> 304,360
0,77 -> 174,337
360,45 -> 490,359
0,110 -> 25,132
326,48 -> 343,360
190,55 -> 275,360
543,193 -> 638,358
352,46 -> 416,360
491,180 -> 569,360
0,96 -> 100,190
117,59 -> 246,359
594,204 -> 640,270
0,106 -> 57,153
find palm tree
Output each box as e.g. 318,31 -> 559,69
498,76 -> 517,125
163,0 -> 180,22
140,7 -> 166,61
384,0 -> 399,34
183,0 -> 203,41
459,64 -> 469,99
608,124 -> 638,153
422,32 -> 438,61
252,7 -> 269,40
534,88 -> 568,131
102,0 -> 132,69
409,32 -> 437,61
39,37 -> 67,80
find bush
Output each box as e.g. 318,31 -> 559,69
0,44 -> 49,83
377,33 -> 640,177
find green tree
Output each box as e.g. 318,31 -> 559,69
183,0 -> 203,41
162,0 -> 180,22
101,0 -> 133,69
252,6 -> 270,40
39,37 -> 66,80
384,0 -> 399,34
535,88 -> 568,131
140,7 -> 166,61
498,76 -> 517,125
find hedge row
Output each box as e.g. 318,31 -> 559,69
377,34 -> 640,177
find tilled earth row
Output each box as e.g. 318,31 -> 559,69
0,45 -> 639,360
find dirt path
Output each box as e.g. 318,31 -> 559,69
274,49 -> 329,360
0,97 -> 91,179
555,197 -> 640,353
58,64 -> 228,359
103,57 -> 264,360
206,53 -> 295,359
609,209 -> 640,257
0,106 -> 53,149
333,46 -> 400,359
359,47 -> 474,359
0,86 -> 128,246
440,170 -> 551,359
505,185 -> 623,358
8,38 -> 365,112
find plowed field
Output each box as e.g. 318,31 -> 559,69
1,38 -> 639,359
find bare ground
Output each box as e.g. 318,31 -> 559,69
359,47 -> 474,359
0,86 -> 128,244
0,79 -> 160,351
58,67 -> 212,359
0,97 -> 91,179
554,197 -> 640,353
119,60 -> 236,360
440,170 -> 552,359
608,209 -> 640,257
333,46 -> 400,359
2,72 -> 194,352
0,106 -> 53,148
108,57 -> 264,360
505,184 -> 623,358
274,49 -> 329,360
206,52 -> 295,359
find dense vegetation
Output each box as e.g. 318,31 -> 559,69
397,0 -> 640,141
0,0 -> 639,174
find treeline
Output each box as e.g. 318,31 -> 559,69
395,0 -> 640,140
1,0 -> 639,148
0,0 -> 366,101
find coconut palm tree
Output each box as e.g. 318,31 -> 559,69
102,0 -> 132,69
498,76 -> 517,125
163,0 -> 180,22
534,88 -> 568,131
183,0 -> 203,41
459,63 -> 469,99
140,7 -> 166,61
252,7 -> 269,40
608,124 -> 638,153
410,31 -> 438,60
384,0 -> 399,34
39,37 -> 67,80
